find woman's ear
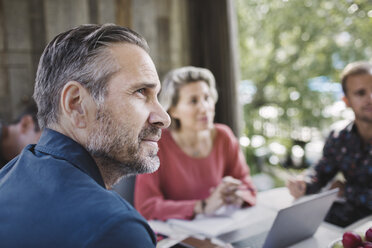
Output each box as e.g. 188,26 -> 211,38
60,81 -> 92,128
168,106 -> 178,119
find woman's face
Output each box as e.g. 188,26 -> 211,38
170,80 -> 215,131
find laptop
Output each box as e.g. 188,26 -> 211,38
217,188 -> 338,248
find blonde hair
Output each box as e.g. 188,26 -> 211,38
159,66 -> 218,130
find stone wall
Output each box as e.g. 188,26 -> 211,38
0,0 -> 192,121
0,0 -> 240,135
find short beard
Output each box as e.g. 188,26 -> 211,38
86,106 -> 161,188
356,114 -> 372,124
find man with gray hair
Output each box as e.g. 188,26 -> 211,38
0,24 -> 170,247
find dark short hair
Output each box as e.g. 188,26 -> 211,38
33,24 -> 149,129
341,61 -> 372,95
12,100 -> 39,131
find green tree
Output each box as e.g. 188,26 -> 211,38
237,0 -> 372,171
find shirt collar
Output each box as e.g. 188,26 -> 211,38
35,128 -> 105,188
349,122 -> 357,133
348,121 -> 372,148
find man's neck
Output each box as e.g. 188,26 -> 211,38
94,157 -> 126,189
354,120 -> 372,143
52,123 -> 84,147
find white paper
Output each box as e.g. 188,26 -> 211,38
167,205 -> 276,237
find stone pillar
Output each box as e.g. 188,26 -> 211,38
44,0 -> 90,41
0,0 -> 118,121
187,0 -> 241,135
0,0 -> 34,120
130,0 -> 190,79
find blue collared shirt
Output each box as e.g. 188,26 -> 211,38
0,128 -> 156,247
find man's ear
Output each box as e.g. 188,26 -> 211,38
342,95 -> 350,107
60,81 -> 93,128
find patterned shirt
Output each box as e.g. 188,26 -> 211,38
306,122 -> 372,211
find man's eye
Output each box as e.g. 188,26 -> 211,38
136,88 -> 146,95
355,90 -> 365,96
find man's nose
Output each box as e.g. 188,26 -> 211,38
149,102 -> 171,129
367,92 -> 372,102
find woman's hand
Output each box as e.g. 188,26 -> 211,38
220,176 -> 245,207
194,176 -> 244,215
203,181 -> 229,215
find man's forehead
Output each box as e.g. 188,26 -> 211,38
349,73 -> 372,84
109,44 -> 160,83
114,64 -> 160,86
109,43 -> 152,64
346,73 -> 372,91
137,62 -> 159,80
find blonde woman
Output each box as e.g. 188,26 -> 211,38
135,66 -> 256,220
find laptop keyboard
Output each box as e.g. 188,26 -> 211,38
231,231 -> 268,248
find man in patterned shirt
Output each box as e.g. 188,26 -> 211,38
287,61 -> 372,227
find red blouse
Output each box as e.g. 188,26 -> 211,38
134,123 -> 256,220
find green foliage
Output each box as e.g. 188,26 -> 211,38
237,0 -> 372,171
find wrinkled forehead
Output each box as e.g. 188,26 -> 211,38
113,43 -> 157,73
106,43 -> 160,89
109,43 -> 156,70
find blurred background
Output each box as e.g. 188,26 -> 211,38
236,0 -> 372,190
0,0 -> 241,131
1,0 -> 371,190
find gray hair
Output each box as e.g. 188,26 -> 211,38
33,23 -> 149,129
341,61 -> 372,95
159,66 -> 218,130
